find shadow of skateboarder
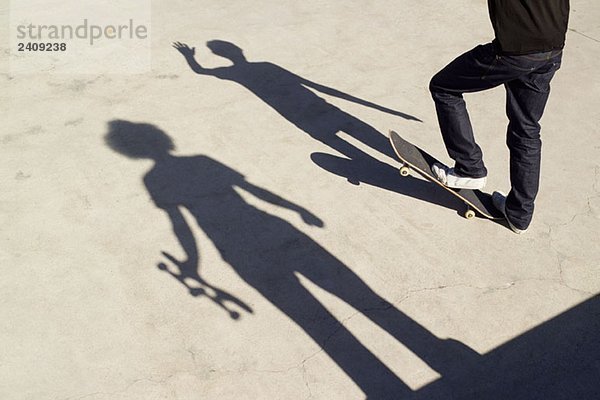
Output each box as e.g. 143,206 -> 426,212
105,119 -> 480,399
172,40 -> 420,166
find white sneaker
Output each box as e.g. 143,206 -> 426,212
492,191 -> 527,234
431,163 -> 487,190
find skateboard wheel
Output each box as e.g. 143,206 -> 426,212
399,166 -> 410,177
464,209 -> 476,220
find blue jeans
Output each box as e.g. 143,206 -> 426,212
429,43 -> 562,229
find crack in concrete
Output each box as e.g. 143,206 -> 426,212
291,276 -> 595,368
544,223 -> 596,296
301,362 -> 314,400
539,166 -> 599,294
58,377 -> 163,400
343,278 -> 596,329
569,28 -> 600,43
588,166 -> 600,217
282,279 -> 570,374
195,362 -> 314,399
61,269 -> 594,400
234,309 -> 378,382
186,347 -> 199,369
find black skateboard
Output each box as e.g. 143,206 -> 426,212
389,130 -> 503,220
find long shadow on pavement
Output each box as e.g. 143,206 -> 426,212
105,121 -> 599,399
172,40 -> 421,165
172,40 -> 468,215
105,120 -> 481,399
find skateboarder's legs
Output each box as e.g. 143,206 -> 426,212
429,42 -> 561,229
503,59 -> 561,228
430,43 -> 511,178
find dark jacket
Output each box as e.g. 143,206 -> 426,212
488,0 -> 570,54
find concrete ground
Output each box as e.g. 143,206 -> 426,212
2,1 -> 599,399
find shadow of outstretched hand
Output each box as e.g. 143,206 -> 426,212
172,41 -> 195,58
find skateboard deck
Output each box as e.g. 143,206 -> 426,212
389,130 -> 503,220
